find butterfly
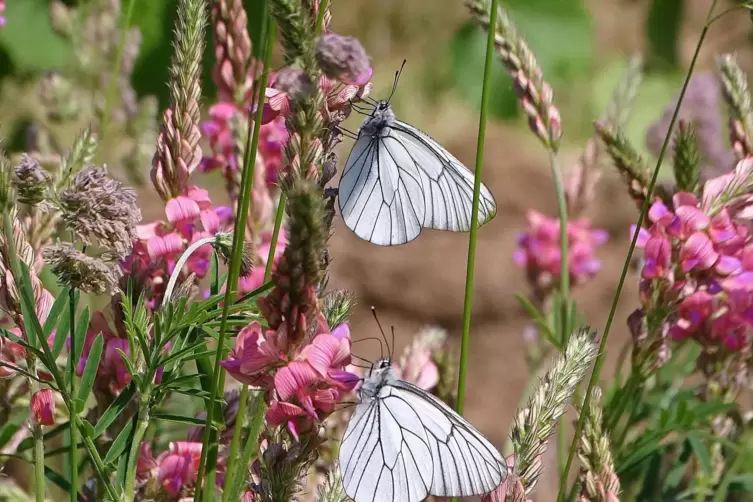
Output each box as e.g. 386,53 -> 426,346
338,357 -> 507,502
337,97 -> 497,246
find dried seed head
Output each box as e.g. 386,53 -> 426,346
58,165 -> 141,258
13,155 -> 49,206
43,243 -> 121,296
315,33 -> 372,86
274,66 -> 315,103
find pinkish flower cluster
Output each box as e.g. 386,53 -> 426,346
222,320 -> 358,440
514,210 -> 609,289
635,191 -> 753,351
31,388 -> 56,426
137,441 -> 220,499
121,186 -> 232,308
74,312 -> 133,395
0,1 -> 5,27
0,328 -> 25,377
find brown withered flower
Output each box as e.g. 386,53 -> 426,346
58,165 -> 140,258
43,243 -> 121,296
13,155 -> 49,206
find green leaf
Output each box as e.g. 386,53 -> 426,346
152,413 -> 206,426
103,418 -> 136,465
687,431 -> 712,474
94,383 -> 136,438
0,0 -> 74,71
42,288 -> 69,338
43,466 -> 74,498
77,333 -> 103,412
78,418 -> 95,439
449,21 -> 518,120
210,251 -> 220,295
73,307 -> 90,366
166,386 -> 213,401
161,348 -> 216,368
645,0 -> 683,69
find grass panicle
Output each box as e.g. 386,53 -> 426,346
211,0 -> 254,103
672,120 -> 701,193
593,120 -> 653,206
511,328 -> 598,495
316,463 -> 348,502
467,0 -> 562,152
717,53 -> 753,160
576,387 -> 621,502
151,0 -> 208,201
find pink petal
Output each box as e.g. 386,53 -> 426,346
648,201 -> 674,226
675,205 -> 709,232
680,232 -> 718,272
186,186 -> 212,209
208,102 -> 239,121
165,196 -> 200,224
331,323 -> 351,340
274,361 -> 319,401
200,209 -> 220,234
265,400 -> 305,425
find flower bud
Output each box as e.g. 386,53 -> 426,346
31,389 -> 56,426
315,33 -> 372,86
274,67 -> 314,103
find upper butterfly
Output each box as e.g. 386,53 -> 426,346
338,100 -> 497,245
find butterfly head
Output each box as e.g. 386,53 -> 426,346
360,101 -> 395,137
361,357 -> 395,399
375,357 -> 392,371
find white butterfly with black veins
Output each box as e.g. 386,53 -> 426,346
338,99 -> 497,245
339,357 -> 507,502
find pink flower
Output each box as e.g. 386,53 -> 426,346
301,329 -> 358,390
680,232 -> 718,272
0,1 -> 5,27
155,442 -> 203,496
514,210 -> 608,287
222,322 -> 287,383
31,389 -> 56,426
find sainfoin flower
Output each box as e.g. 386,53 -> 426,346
0,1 -> 5,27
0,328 -> 25,377
514,210 -> 608,288
136,441 -> 217,497
634,157 -> 753,351
223,321 -> 358,440
31,389 -> 56,426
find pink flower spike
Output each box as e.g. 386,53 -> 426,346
680,232 -> 718,272
274,361 -> 319,401
31,389 -> 56,426
165,196 -> 201,224
642,235 -> 671,279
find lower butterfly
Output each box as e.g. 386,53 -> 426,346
338,99 -> 497,246
339,357 -> 507,502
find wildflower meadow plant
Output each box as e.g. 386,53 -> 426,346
1,0 -> 753,501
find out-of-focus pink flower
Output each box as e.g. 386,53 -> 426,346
0,328 -> 25,377
514,210 -> 608,288
136,442 -> 158,479
74,313 -> 132,395
481,455 -> 529,502
0,1 -> 5,27
31,389 -> 56,426
392,326 -> 448,391
144,441 -> 204,497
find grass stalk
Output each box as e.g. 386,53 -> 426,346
68,288 -> 78,500
29,356 -> 45,502
99,0 -> 138,140
197,14 -> 278,501
456,0 -> 499,416
123,398 -> 150,502
555,2 -> 718,500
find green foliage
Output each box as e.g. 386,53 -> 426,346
0,0 -> 73,71
451,0 -> 592,122
646,0 -> 684,69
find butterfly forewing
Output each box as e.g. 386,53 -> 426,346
339,373 -> 506,502
339,132 -> 424,245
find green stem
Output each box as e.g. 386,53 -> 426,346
264,193 -> 287,280
555,3 -> 717,500
221,383 -> 248,502
29,357 -> 45,502
549,151 -> 570,344
456,0 -> 499,417
68,289 -> 79,500
123,399 -> 150,502
99,0 -> 137,141
196,17 -> 277,502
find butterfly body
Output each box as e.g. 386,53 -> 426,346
338,102 -> 497,246
339,357 -> 506,502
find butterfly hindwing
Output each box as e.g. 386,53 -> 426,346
389,121 -> 497,232
390,380 -> 507,497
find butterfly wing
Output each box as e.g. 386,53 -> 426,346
339,392 -> 433,502
390,379 -> 507,497
338,132 -> 426,245
339,381 -> 506,502
390,121 -> 497,232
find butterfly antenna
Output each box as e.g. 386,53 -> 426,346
352,336 -> 385,358
387,59 -> 407,104
371,306 -> 390,360
390,325 -> 396,362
